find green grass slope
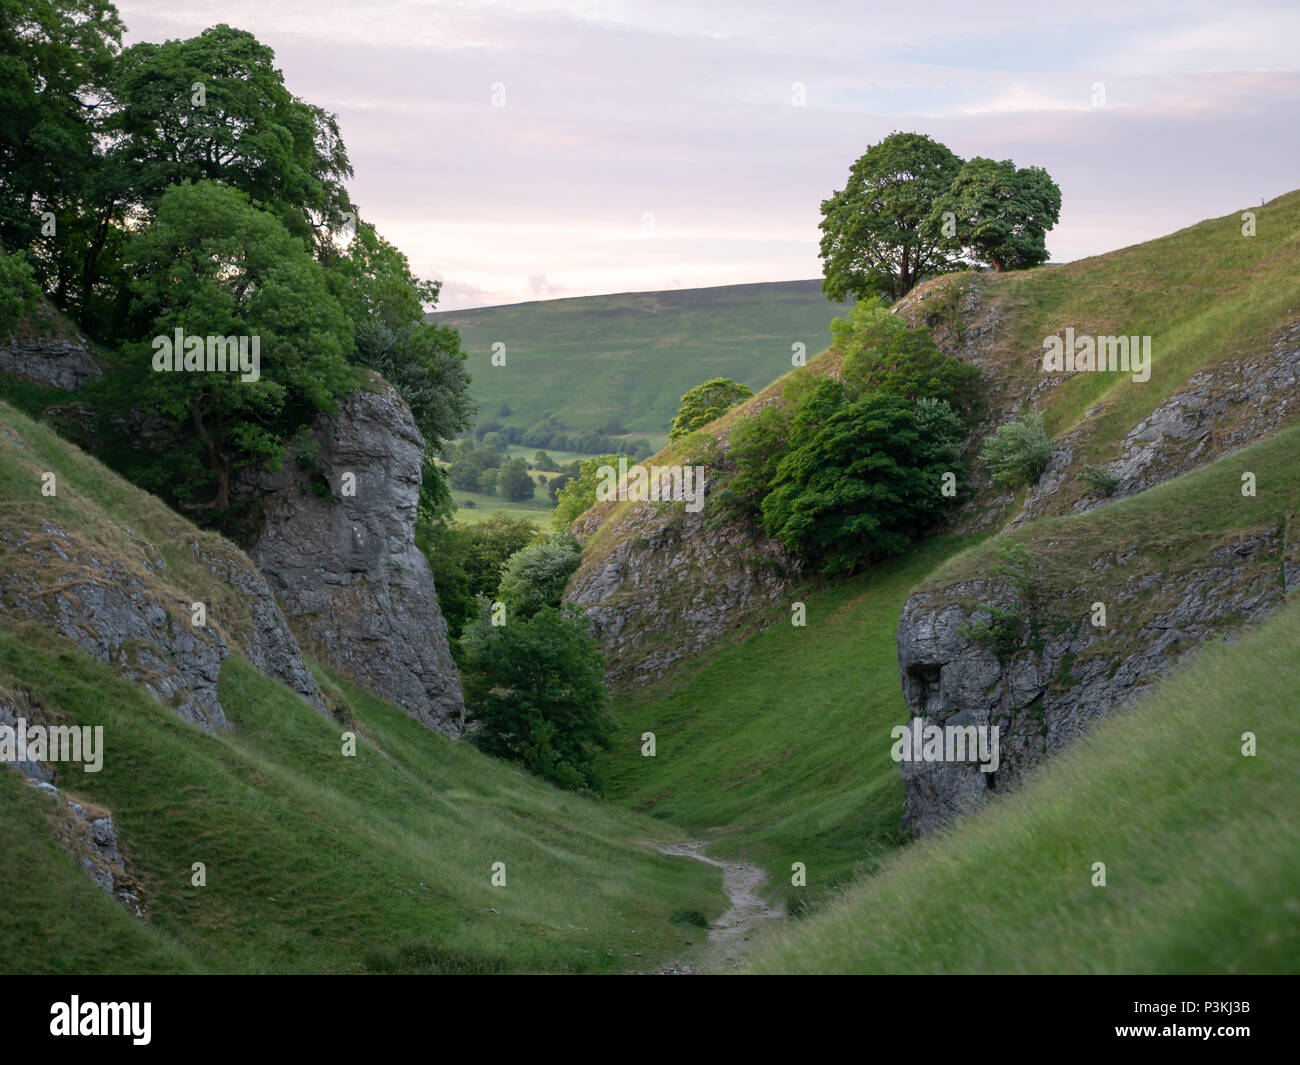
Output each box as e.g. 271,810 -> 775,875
599,536 -> 976,903
746,589 -> 1300,974
0,399 -> 722,974
902,189 -> 1300,517
430,280 -> 844,435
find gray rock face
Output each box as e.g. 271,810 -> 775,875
244,384 -> 464,735
0,335 -> 102,390
0,520 -> 325,730
25,776 -> 146,917
566,470 -> 803,687
895,529 -> 1300,835
2,522 -> 230,729
1013,320 -> 1300,524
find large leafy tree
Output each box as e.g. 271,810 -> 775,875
930,157 -> 1061,272
328,224 -> 473,448
819,132 -> 963,303
53,22 -> 354,329
0,0 -> 122,297
105,180 -> 356,510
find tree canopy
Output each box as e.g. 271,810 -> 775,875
930,157 -> 1061,272
820,132 -> 1060,301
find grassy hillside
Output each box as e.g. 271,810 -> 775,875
900,189 -> 1300,518
746,589 -> 1300,974
430,280 -> 844,435
599,536 -> 975,902
0,399 -> 722,974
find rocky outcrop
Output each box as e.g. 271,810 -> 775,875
565,468 -> 804,688
0,334 -> 102,390
2,691 -> 145,916
28,779 -> 147,917
895,526 -> 1299,835
0,520 -> 325,730
243,383 -> 464,735
1013,320 -> 1300,524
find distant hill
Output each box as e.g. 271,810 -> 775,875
429,280 -> 844,437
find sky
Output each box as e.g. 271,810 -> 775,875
115,0 -> 1300,309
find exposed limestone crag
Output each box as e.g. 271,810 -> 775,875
243,383 -> 464,735
565,469 -> 803,687
895,527 -> 1299,835
0,333 -> 102,391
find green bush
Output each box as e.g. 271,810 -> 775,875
980,409 -> 1052,488
497,533 -> 583,620
0,250 -> 41,336
1080,464 -> 1118,497
552,453 -> 621,528
760,385 -> 964,573
460,603 -> 612,792
669,377 -> 753,440
834,297 -> 981,418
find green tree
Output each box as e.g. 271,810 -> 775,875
760,385 -> 963,573
0,249 -> 42,334
930,157 -> 1061,272
104,180 -> 356,510
461,603 -> 612,792
498,457 -> 535,502
0,0 -> 123,270
819,132 -> 963,302
105,24 -> 353,255
497,533 -> 583,620
552,453 -> 621,528
834,298 -> 981,417
669,377 -> 752,440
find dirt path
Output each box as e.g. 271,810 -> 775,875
645,840 -> 785,973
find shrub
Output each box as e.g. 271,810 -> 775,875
980,409 -> 1051,488
669,377 -> 753,440
461,603 -> 612,792
834,297 -> 981,418
1080,464 -> 1118,497
552,453 -> 621,528
760,387 -> 964,573
497,533 -> 583,620
0,250 -> 41,335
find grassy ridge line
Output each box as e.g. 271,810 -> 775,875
431,280 -> 844,435
746,592 -> 1300,974
905,189 -> 1300,507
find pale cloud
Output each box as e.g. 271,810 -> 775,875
114,0 -> 1300,308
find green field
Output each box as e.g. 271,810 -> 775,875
430,280 -> 845,436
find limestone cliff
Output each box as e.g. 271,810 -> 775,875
895,499 -> 1299,835
242,382 -> 465,735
